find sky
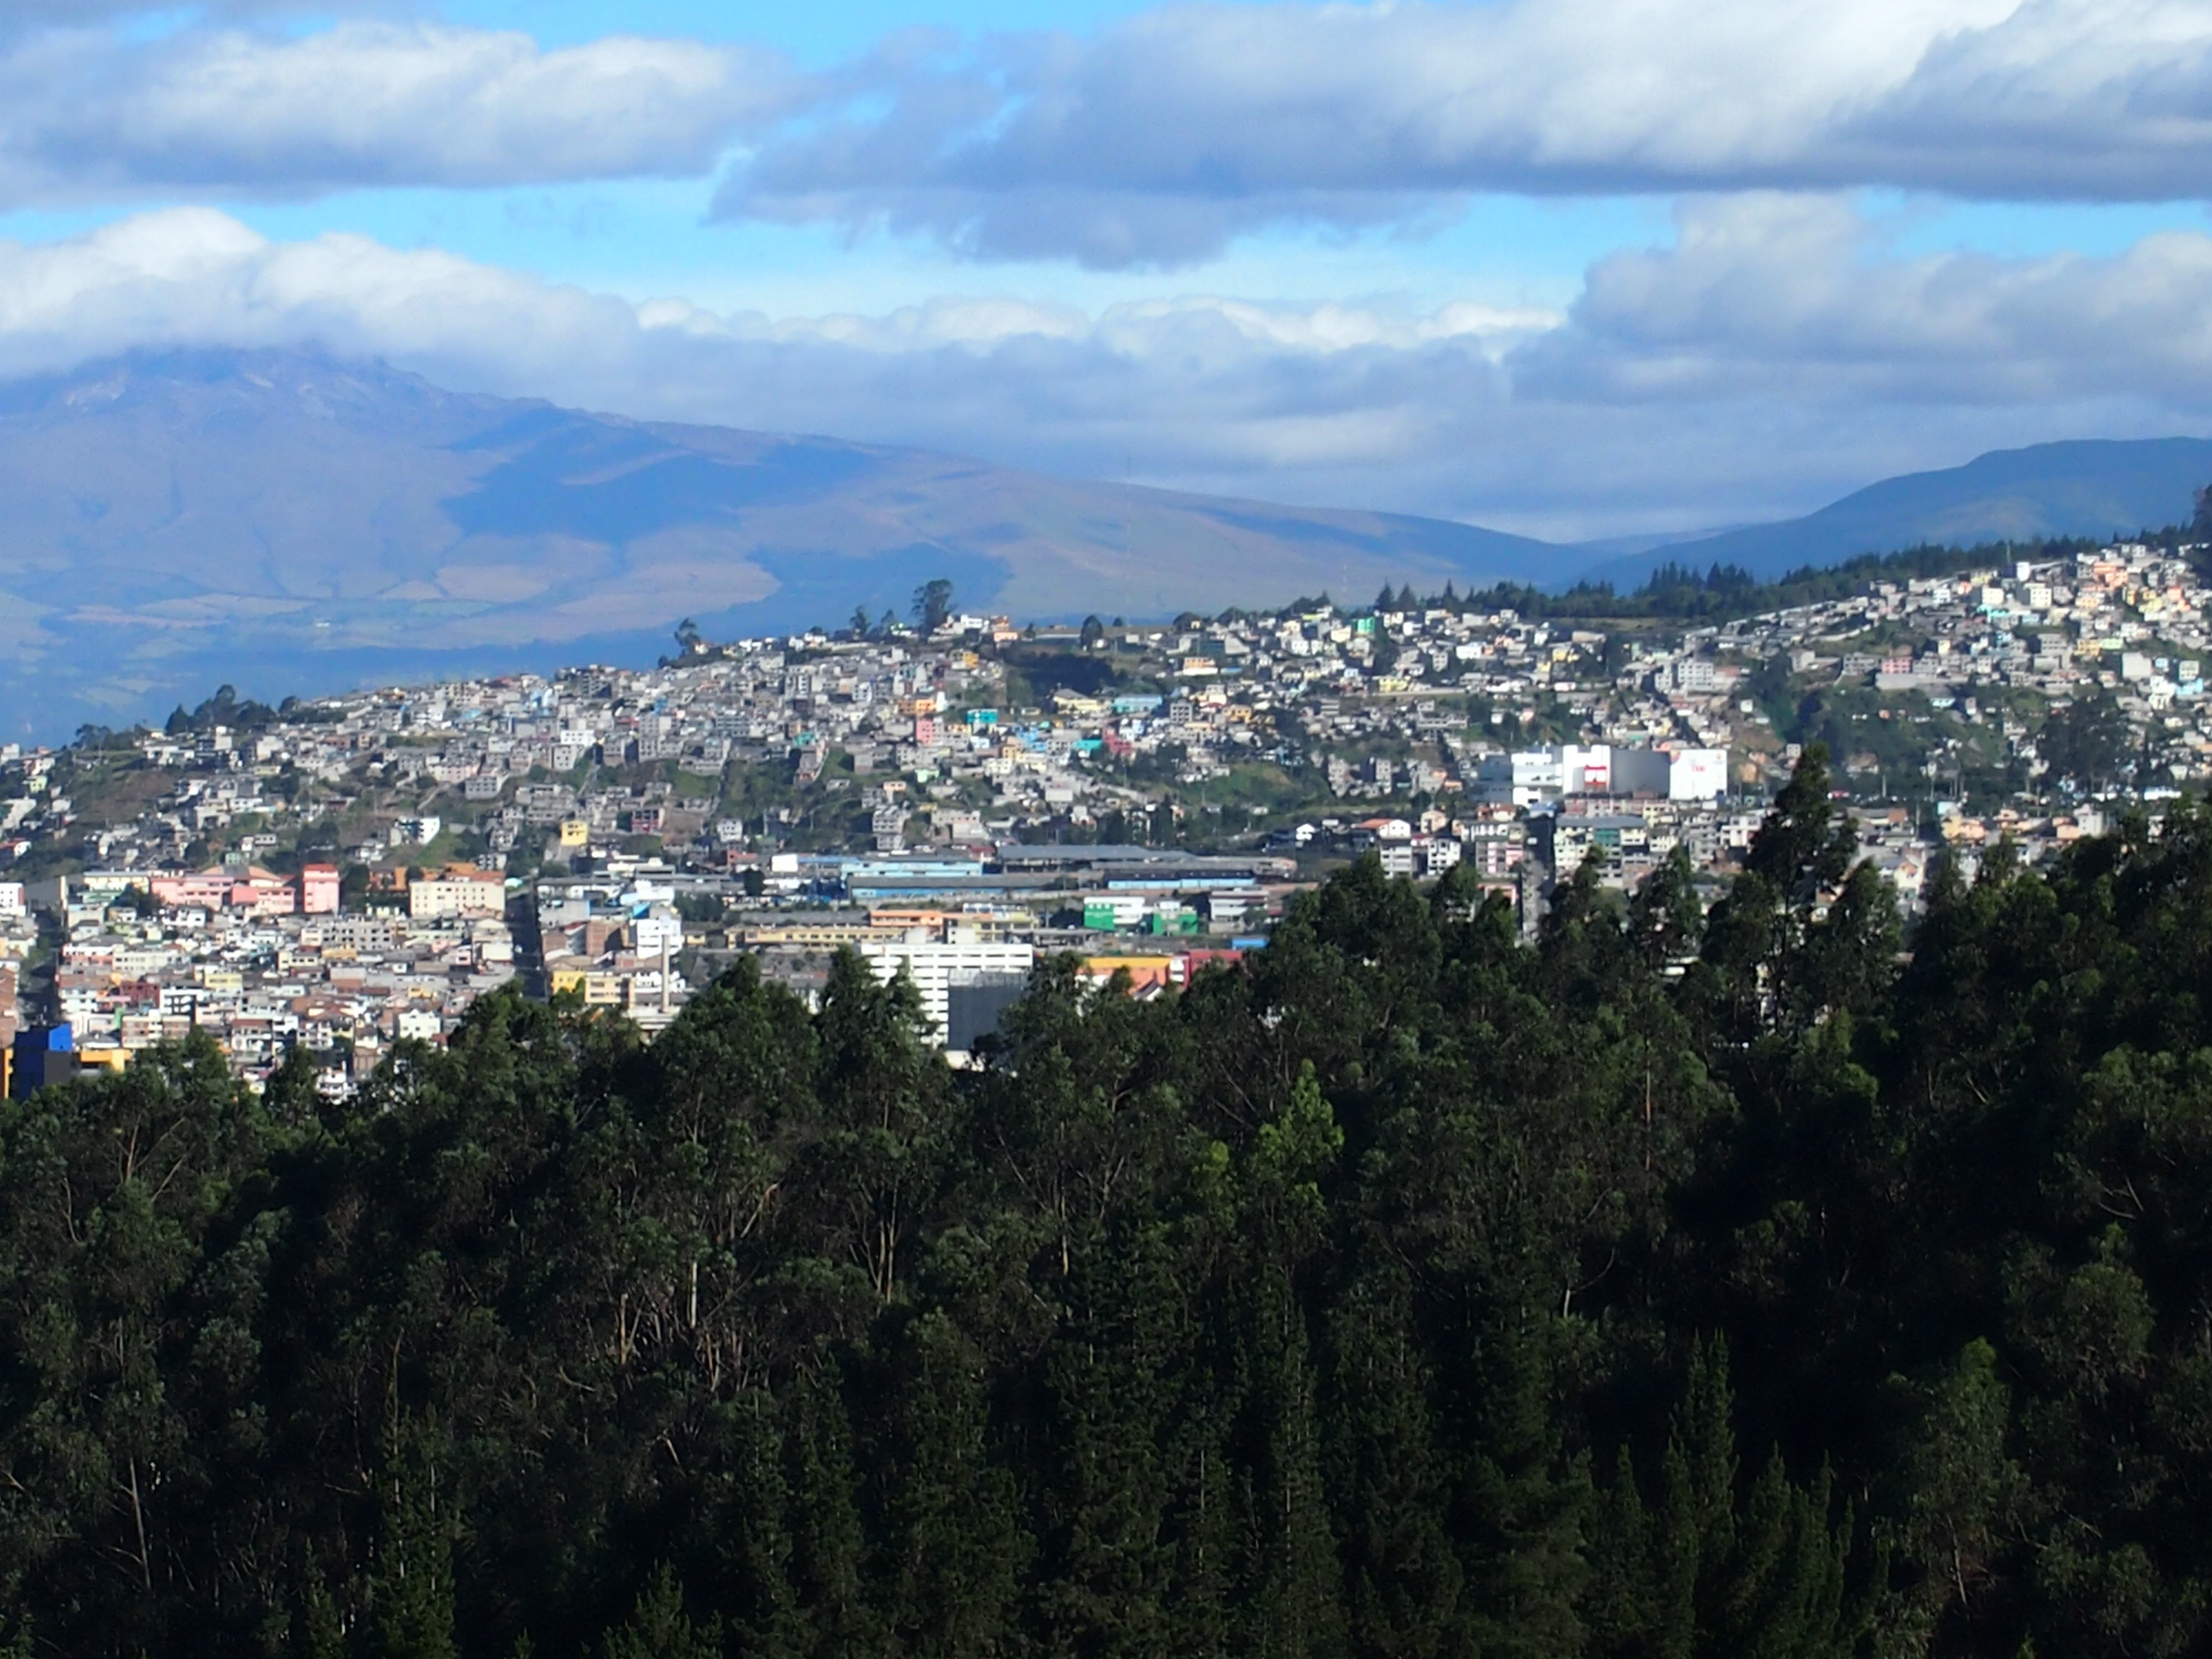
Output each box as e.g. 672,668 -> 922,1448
4,0 -> 2212,541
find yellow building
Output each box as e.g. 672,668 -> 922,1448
551,968 -> 624,1007
734,918 -> 884,948
868,906 -> 1029,941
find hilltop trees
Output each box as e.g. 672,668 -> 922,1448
912,579 -> 956,634
163,683 -> 280,736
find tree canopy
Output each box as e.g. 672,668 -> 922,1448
8,757 -> 2212,1656
912,579 -> 956,634
1371,535 -> 2109,626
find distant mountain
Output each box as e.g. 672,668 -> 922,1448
1582,437 -> 2212,587
0,349 -> 1569,739
7,349 -> 2209,742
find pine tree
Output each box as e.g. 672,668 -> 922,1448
784,1373 -> 877,1657
873,1313 -> 1029,1658
603,1566 -> 721,1659
1031,1217 -> 1185,1658
1324,1259 -> 1465,1657
1230,1062 -> 1348,1659
713,1392 -> 804,1658
1453,1300 -> 1589,1659
366,1434 -> 458,1659
290,1568 -> 347,1659
1232,1265 -> 1345,1659
1585,1340 -> 1869,1659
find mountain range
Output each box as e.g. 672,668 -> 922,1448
2,348 -> 2208,740
1580,436 -> 2212,587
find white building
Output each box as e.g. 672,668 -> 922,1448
1672,659 -> 1735,693
630,912 -> 684,956
408,869 -> 507,919
1663,749 -> 1730,801
852,935 -> 1036,1047
1477,744 -> 1727,806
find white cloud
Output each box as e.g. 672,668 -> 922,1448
0,204 -> 2206,541
0,20 -> 807,201
9,0 -> 2210,265
717,0 -> 2212,266
1522,193 -> 2212,407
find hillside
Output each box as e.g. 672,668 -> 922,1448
1586,436 -> 2212,585
0,349 -> 1562,739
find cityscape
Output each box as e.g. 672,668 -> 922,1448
0,533 -> 2198,1092
14,2 -> 2212,1649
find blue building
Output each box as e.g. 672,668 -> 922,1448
11,1024 -> 78,1098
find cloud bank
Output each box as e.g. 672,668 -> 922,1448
4,1 -> 2212,266
0,19 -> 805,202
0,202 -> 2207,541
719,0 -> 2212,265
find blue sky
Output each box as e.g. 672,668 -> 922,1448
3,0 -> 2212,540
448,0 -> 1169,58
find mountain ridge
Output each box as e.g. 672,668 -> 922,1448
1583,436 -> 2212,587
0,347 -> 1568,738
1,347 -> 2208,739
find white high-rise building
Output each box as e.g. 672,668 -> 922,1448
852,935 -> 1036,1048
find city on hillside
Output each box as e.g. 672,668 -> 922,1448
0,537 -> 2203,1095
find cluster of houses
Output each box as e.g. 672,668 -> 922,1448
526,840 -> 1293,1055
8,862 -> 513,1094
1690,545 -> 2212,780
0,540 -> 2201,1084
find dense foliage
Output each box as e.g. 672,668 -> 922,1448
10,752 -> 2212,1656
161,683 -> 288,738
1436,538 -> 2102,625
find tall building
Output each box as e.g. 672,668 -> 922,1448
852,935 -> 1035,1050
299,863 -> 341,915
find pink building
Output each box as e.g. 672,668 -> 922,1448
150,869 -> 233,909
229,868 -> 296,916
150,865 -> 307,915
299,863 -> 340,915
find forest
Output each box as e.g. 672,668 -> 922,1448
8,747 -> 2212,1657
1433,537 -> 2105,626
